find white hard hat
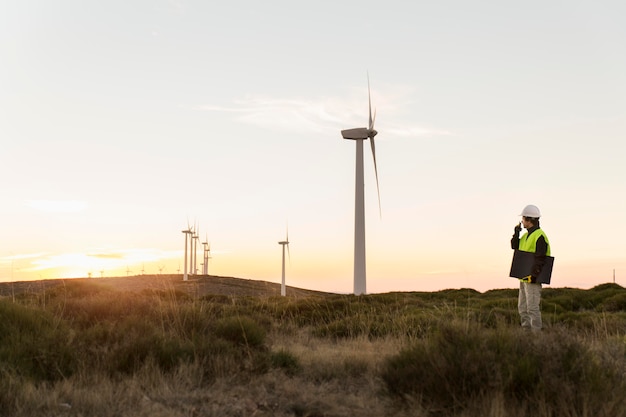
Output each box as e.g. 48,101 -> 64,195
520,204 -> 541,218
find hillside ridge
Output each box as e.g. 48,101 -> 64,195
0,274 -> 334,299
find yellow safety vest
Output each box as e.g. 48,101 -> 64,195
519,229 -> 551,256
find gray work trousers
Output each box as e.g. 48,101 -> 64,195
518,281 -> 542,331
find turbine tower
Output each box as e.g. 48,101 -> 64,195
340,76 -> 381,295
192,230 -> 199,276
188,221 -> 198,277
182,225 -> 193,281
202,234 -> 209,276
278,228 -> 290,297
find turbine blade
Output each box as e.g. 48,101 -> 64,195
287,243 -> 291,264
370,137 -> 382,218
368,74 -> 373,130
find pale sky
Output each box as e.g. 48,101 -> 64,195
1,0 -> 625,293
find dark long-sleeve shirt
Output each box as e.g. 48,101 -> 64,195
511,225 -> 548,282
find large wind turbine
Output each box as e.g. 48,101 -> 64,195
278,228 -> 290,297
341,76 -> 381,295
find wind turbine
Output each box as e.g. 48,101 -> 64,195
341,76 -> 381,295
193,231 -> 199,275
182,224 -> 193,281
192,222 -> 199,276
202,234 -> 210,276
278,227 -> 290,297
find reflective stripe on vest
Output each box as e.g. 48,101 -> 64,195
519,229 -> 551,256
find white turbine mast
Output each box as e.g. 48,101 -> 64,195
278,226 -> 290,297
182,222 -> 193,281
190,221 -> 199,277
202,234 -> 210,276
340,74 -> 381,295
193,236 -> 200,275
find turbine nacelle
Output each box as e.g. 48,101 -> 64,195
341,128 -> 378,140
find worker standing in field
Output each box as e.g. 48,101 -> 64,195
511,204 -> 551,331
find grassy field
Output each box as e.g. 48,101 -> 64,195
1,275 -> 625,416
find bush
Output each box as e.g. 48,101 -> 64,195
382,323 -> 499,410
599,293 -> 626,312
271,349 -> 301,376
0,300 -> 76,381
381,324 -> 626,415
214,315 -> 266,348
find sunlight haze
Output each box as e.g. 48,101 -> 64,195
1,0 -> 625,293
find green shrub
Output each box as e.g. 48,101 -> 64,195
0,300 -> 76,381
478,306 -> 517,328
312,314 -> 413,340
313,317 -> 365,339
112,334 -> 161,374
599,293 -> 626,312
381,324 -> 626,414
543,288 -> 589,311
591,283 -> 624,292
271,349 -> 301,376
214,315 -> 266,348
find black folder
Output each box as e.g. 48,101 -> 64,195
509,250 -> 554,284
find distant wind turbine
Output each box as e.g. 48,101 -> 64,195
202,234 -> 210,276
340,75 -> 381,295
278,227 -> 290,297
192,222 -> 199,276
182,223 -> 193,281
